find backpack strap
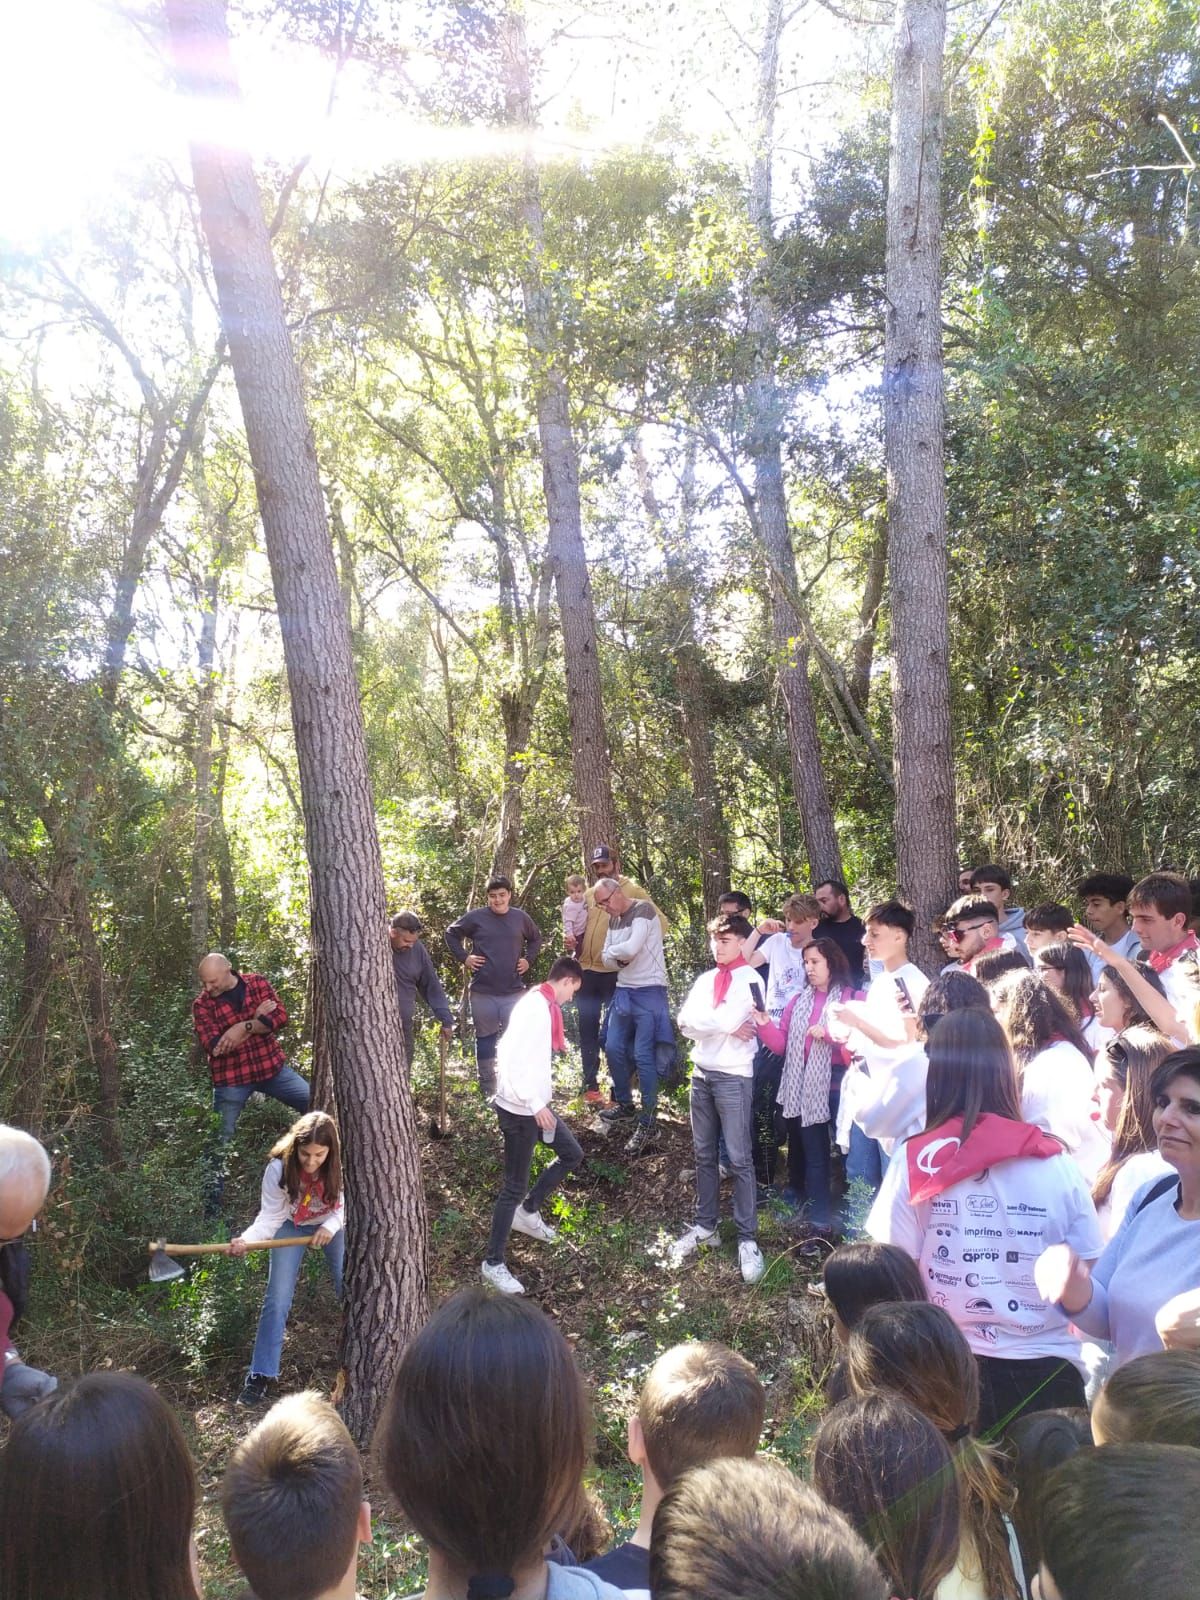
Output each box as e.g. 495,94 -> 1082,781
1134,1174 -> 1180,1217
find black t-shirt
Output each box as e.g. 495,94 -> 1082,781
818,915 -> 866,981
586,1542 -> 650,1592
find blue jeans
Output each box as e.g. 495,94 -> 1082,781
213,1065 -> 312,1141
249,1218 -> 344,1379
846,1120 -> 885,1192
208,1066 -> 311,1214
605,988 -> 668,1122
691,1070 -> 757,1243
785,1118 -> 833,1230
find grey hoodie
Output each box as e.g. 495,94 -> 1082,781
999,906 -> 1029,957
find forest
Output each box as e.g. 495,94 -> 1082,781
2,0 -> 1199,1590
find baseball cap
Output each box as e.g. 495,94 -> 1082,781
590,844 -> 615,864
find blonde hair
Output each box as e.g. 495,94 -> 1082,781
783,893 -> 821,923
565,874 -> 586,891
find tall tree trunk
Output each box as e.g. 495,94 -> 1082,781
165,0 -> 427,1444
747,0 -> 841,883
884,0 -> 957,970
493,692 -> 534,883
501,10 -> 618,860
850,518 -> 888,715
67,881 -> 123,1165
632,438 -> 730,916
0,853 -> 57,1130
189,564 -> 220,968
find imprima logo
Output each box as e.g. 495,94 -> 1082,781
965,1227 -> 1002,1239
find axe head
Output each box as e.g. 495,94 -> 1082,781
148,1241 -> 185,1284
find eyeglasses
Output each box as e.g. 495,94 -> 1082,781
594,893 -> 614,909
945,922 -> 991,942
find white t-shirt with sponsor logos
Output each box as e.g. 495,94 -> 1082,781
758,932 -> 810,1019
867,1142 -> 1104,1369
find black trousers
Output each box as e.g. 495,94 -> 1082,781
485,1107 -> 583,1264
576,969 -> 617,1090
974,1353 -> 1086,1438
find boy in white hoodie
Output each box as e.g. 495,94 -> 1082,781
669,916 -> 765,1285
482,957 -> 584,1296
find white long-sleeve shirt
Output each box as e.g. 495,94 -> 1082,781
677,966 -> 759,1076
241,1156 -> 344,1244
1020,1040 -> 1110,1182
493,986 -> 556,1115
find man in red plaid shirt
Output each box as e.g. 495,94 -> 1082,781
193,954 -> 310,1152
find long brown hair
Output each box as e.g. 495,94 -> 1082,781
846,1303 -> 1020,1600
0,1371 -> 198,1600
1091,1026 -> 1174,1207
812,1393 -> 959,1600
923,1009 -> 1023,1138
992,971 -> 1090,1065
270,1111 -> 342,1208
375,1288 -> 590,1591
1095,1350 -> 1200,1449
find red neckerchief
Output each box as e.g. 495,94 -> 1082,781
714,955 -> 749,1006
1148,932 -> 1199,973
294,1174 -> 328,1224
907,1114 -> 1063,1203
539,983 -> 565,1051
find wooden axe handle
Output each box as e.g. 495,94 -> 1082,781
148,1237 -> 316,1257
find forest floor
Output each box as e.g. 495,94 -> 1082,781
34,1042 -> 844,1599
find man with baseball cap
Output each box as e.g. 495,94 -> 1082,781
574,845 -> 667,1105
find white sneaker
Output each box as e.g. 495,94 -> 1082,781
511,1206 -> 558,1243
667,1225 -> 718,1268
739,1241 -> 766,1285
481,1260 -> 525,1295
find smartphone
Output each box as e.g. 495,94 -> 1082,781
894,976 -> 914,1014
750,981 -> 765,1012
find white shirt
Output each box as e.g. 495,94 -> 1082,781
757,932 -> 809,1018
854,1045 -> 929,1156
1098,1149 -> 1174,1241
493,987 -> 555,1115
1019,1040 -> 1110,1182
241,1157 -> 345,1244
677,966 -> 759,1077
868,1144 -> 1102,1367
837,963 -> 930,1152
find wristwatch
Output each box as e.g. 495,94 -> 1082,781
244,1019 -> 254,1033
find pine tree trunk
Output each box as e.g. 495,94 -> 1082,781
850,519 -> 888,715
189,566 -> 219,968
884,0 -> 957,970
165,0 -> 428,1444
747,0 -> 841,883
501,10 -> 618,859
0,855 -> 56,1130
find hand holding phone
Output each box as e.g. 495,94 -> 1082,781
894,976 -> 914,1015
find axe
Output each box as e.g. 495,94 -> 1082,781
147,1235 -> 315,1284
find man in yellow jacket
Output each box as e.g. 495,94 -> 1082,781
576,844 -> 668,1104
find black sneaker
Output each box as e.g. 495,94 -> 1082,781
599,1102 -> 637,1123
625,1121 -> 661,1157
237,1373 -> 271,1407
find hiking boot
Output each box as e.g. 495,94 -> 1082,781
739,1240 -> 766,1285
625,1121 -> 661,1158
583,1088 -> 605,1106
481,1260 -> 525,1295
511,1206 -> 558,1243
667,1224 -> 718,1268
599,1101 -> 636,1124
237,1373 -> 271,1407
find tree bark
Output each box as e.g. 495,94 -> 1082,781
0,852 -> 57,1130
189,564 -> 220,968
165,0 -> 427,1444
501,10 -> 618,860
884,0 -> 957,970
632,438 -> 730,916
850,518 -> 888,716
747,0 -> 841,883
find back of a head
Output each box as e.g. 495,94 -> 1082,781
821,1242 -> 927,1334
970,949 -> 1030,988
812,1393 -> 958,1600
222,1392 -> 362,1600
992,970 -> 1086,1061
376,1288 -> 589,1589
1025,904 -> 1073,936
637,1341 -> 764,1493
916,970 -> 989,1038
1093,1350 -> 1200,1449
1037,1444 -> 1200,1600
845,1302 -> 978,1436
649,1456 -> 887,1600
0,1124 -> 51,1237
923,1008 -> 1021,1134
1003,1410 -> 1092,1588
0,1371 -> 197,1600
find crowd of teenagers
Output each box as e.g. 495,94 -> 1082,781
0,851 -> 1198,1595
3,1271 -> 1200,1600
181,851 -> 1200,1411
